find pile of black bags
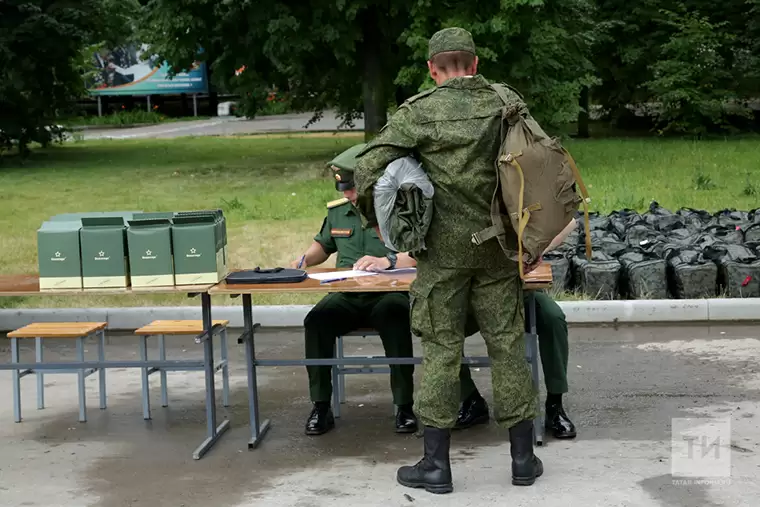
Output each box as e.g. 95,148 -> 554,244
545,203 -> 760,299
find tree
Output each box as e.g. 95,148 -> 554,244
0,0 -> 138,156
142,0 -> 598,139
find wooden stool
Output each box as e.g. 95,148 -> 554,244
7,322 -> 108,423
134,320 -> 230,420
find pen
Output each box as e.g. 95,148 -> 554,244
320,277 -> 349,284
297,255 -> 305,269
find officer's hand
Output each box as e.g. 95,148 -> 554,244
354,256 -> 390,272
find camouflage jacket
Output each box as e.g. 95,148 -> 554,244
355,74 -> 523,268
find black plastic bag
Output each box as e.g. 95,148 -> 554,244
608,209 -> 641,238
665,247 -> 718,299
571,249 -> 621,300
703,244 -> 760,298
743,223 -> 760,243
676,207 -> 717,232
543,251 -> 571,293
618,248 -> 668,299
643,201 -> 682,231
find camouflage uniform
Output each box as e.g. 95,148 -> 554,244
355,38 -> 537,432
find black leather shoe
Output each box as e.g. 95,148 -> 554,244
305,403 -> 335,436
509,419 -> 544,486
397,427 -> 453,494
545,403 -> 577,439
454,395 -> 490,430
395,404 -> 418,434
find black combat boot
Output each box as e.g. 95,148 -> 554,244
396,426 -> 453,494
509,419 -> 544,486
454,392 -> 490,430
304,402 -> 335,436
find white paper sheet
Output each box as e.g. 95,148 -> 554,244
307,270 -> 379,282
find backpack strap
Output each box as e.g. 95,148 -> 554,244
563,148 -> 593,260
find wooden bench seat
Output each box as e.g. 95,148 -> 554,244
8,322 -> 107,339
134,320 -> 230,336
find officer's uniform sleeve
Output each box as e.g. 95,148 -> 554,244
314,215 -> 337,255
355,106 -> 421,227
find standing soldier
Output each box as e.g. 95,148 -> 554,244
355,28 -> 542,493
290,144 -> 419,436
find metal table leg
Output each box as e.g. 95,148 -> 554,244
76,337 -> 87,423
98,330 -> 107,409
12,338 -> 21,423
36,337 -> 44,410
193,292 -> 231,460
526,291 -> 543,446
244,294 -> 271,449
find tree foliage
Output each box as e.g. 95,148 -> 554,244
142,0 -> 598,137
0,0 -> 137,155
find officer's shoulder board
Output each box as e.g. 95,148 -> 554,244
327,197 -> 350,209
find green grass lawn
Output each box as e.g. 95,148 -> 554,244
1,133 -> 758,308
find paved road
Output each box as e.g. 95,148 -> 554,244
82,112 -> 365,140
1,323 -> 758,506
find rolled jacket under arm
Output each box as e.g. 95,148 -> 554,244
373,156 -> 435,253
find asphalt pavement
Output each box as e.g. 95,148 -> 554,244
82,112 -> 364,140
0,323 -> 758,507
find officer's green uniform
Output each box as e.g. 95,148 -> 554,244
304,144 -> 415,408
305,198 -> 415,406
459,291 -> 569,399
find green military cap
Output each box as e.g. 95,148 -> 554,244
327,143 -> 367,191
428,27 -> 477,59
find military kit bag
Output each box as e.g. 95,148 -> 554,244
571,249 -> 621,300
542,251 -> 571,293
225,267 -> 307,284
664,247 -> 718,299
470,83 -> 592,279
703,244 -> 760,298
618,248 -> 668,299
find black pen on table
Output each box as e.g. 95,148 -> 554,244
297,255 -> 305,269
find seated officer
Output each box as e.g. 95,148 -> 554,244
456,218 -> 579,439
290,143 -> 418,436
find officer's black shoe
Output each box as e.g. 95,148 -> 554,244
545,402 -> 577,439
395,404 -> 418,434
454,393 -> 490,430
305,402 -> 335,436
397,426 -> 453,494
509,419 -> 544,486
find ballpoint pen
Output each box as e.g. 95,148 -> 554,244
297,255 -> 305,269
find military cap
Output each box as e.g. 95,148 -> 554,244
428,27 -> 477,59
327,143 -> 366,191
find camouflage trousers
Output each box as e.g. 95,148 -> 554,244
410,261 -> 538,429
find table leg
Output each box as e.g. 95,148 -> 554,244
244,294 -> 271,449
193,292 -> 230,460
98,330 -> 107,410
76,337 -> 87,423
526,291 -> 543,446
139,335 -> 151,420
12,338 -> 21,423
159,334 -> 168,407
35,337 -> 44,410
220,328 -> 230,408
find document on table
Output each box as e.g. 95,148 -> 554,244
307,270 -> 379,282
307,267 -> 417,282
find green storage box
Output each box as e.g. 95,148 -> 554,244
37,221 -> 83,290
80,217 -> 129,288
172,215 -> 227,285
50,211 -> 141,222
174,209 -> 228,266
127,218 -> 175,287
132,212 -> 175,220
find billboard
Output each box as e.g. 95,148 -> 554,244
87,43 -> 208,96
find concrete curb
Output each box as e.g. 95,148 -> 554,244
1,299 -> 759,331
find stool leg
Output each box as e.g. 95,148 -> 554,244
337,335 -> 346,404
76,337 -> 87,423
35,337 -> 44,410
140,335 -> 151,420
220,328 -> 230,408
11,338 -> 21,423
158,334 -> 168,408
332,340 -> 340,419
98,330 -> 106,410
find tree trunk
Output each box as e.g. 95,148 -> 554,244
360,9 -> 387,141
577,86 -> 590,138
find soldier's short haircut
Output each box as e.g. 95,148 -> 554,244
430,51 -> 476,73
